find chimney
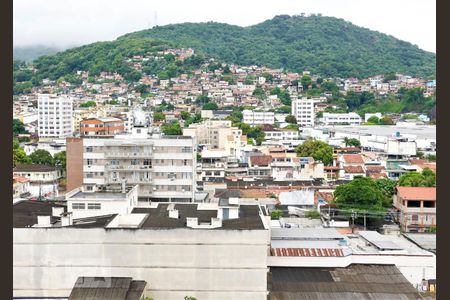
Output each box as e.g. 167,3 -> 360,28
186,217 -> 198,228
37,216 -> 51,227
52,207 -> 64,217
211,218 -> 222,228
61,212 -> 73,227
169,209 -> 179,219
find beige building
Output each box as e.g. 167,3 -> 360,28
183,120 -> 245,159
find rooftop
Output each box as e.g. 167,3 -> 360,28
268,264 -> 423,300
68,277 -> 146,300
13,164 -> 57,172
69,191 -> 128,200
396,186 -> 436,201
325,125 -> 436,140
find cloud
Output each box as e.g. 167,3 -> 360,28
13,0 -> 435,52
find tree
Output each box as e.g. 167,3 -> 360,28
180,111 -> 190,120
366,116 -> 379,125
379,116 -> 394,125
53,151 -> 66,169
29,149 -> 54,165
202,102 -> 219,110
13,119 -> 28,136
296,139 -> 333,166
375,178 -> 397,207
398,169 -> 435,187
343,137 -> 360,147
79,101 -> 96,108
284,124 -> 299,131
161,121 -> 182,135
334,177 -> 385,212
153,112 -> 165,122
300,75 -> 312,90
13,138 -> 31,167
285,115 -> 297,124
271,209 -> 282,220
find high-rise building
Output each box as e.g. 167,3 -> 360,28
291,98 -> 315,127
38,94 -> 73,140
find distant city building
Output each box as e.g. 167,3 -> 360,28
291,98 -> 315,126
80,117 -> 124,137
321,113 -> 362,126
38,94 -> 73,140
242,110 -> 275,125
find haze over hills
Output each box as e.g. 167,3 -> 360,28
19,15 -> 435,79
13,45 -> 64,62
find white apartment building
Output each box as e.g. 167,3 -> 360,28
38,94 -> 73,140
321,112 -> 362,125
291,98 -> 315,127
242,110 -> 275,125
68,130 -> 197,203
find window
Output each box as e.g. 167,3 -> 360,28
131,159 -> 139,165
87,159 -> 94,166
168,186 -> 176,191
86,146 -> 93,152
88,203 -> 101,210
72,203 -> 85,210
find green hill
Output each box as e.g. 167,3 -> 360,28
13,45 -> 62,62
21,15 -> 435,84
121,15 -> 435,78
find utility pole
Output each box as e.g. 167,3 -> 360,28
364,212 -> 367,231
351,210 -> 357,233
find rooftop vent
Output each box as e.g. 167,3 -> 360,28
52,207 -> 64,217
169,209 -> 179,219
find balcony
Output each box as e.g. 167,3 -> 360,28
105,152 -> 153,158
105,177 -> 152,184
105,165 -> 152,171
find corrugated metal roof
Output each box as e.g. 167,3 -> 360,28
270,247 -> 345,257
268,265 -> 423,300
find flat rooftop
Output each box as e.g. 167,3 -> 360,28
13,201 -> 266,230
323,125 -> 436,139
69,191 -> 128,200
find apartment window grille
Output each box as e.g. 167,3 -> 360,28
72,203 -> 85,210
87,203 -> 101,210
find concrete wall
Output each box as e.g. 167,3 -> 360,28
14,227 -> 270,299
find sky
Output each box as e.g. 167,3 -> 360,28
13,0 -> 436,53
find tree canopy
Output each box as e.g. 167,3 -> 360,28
296,139 -> 333,165
29,149 -> 54,165
333,177 -> 385,212
398,168 -> 435,187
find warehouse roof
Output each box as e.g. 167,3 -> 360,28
268,264 -> 423,300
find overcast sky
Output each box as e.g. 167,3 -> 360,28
13,0 -> 436,52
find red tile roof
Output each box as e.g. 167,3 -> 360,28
343,166 -> 365,174
250,155 -> 273,166
13,175 -> 29,183
342,154 -> 364,164
397,187 -> 436,201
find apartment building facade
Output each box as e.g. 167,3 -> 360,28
394,187 -> 436,233
38,94 -> 73,140
291,98 -> 315,127
242,110 -> 275,125
66,133 -> 197,202
321,112 -> 362,125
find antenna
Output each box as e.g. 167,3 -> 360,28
154,11 -> 158,27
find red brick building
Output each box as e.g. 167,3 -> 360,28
80,117 -> 124,137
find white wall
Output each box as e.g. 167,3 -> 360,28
14,227 -> 270,299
